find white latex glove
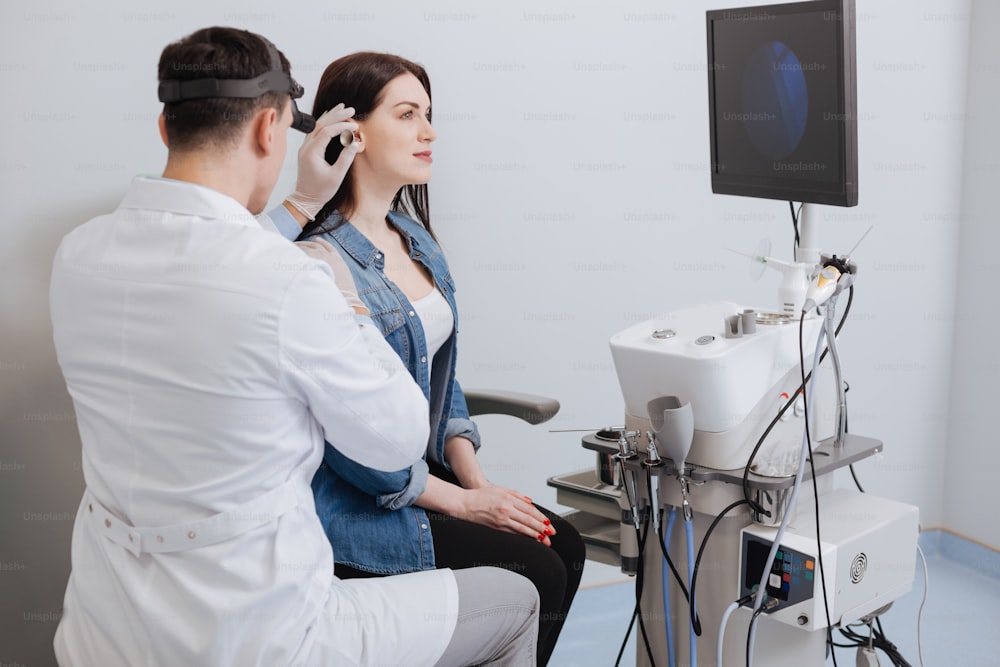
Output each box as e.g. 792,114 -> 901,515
285,103 -> 359,220
295,238 -> 368,316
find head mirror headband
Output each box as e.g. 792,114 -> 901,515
157,36 -> 316,133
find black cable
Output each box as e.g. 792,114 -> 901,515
745,603 -> 771,667
842,374 -> 862,492
872,619 -> 911,667
848,464 -> 866,492
840,356 -> 863,493
614,609 -> 637,667
837,624 -> 913,667
688,498 -> 750,637
656,511 -> 690,602
799,311 -> 838,667
616,509 -> 653,667
633,511 -> 657,667
613,501 -> 657,667
646,469 -> 690,603
614,461 -> 642,667
789,201 -> 802,253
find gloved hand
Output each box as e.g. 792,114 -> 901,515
295,238 -> 369,316
285,103 -> 359,221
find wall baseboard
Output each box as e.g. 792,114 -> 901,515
919,526 -> 1000,579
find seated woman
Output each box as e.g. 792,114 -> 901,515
293,52 -> 586,666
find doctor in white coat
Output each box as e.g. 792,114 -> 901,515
49,27 -> 538,667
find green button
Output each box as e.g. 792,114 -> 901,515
805,571 -> 813,580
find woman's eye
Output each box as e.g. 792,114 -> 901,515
401,111 -> 413,119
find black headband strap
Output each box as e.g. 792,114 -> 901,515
157,36 -> 302,103
157,34 -> 314,133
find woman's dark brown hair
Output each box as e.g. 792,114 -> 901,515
301,52 -> 433,240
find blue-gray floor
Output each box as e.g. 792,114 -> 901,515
549,529 -> 1000,666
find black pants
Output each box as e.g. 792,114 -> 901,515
334,468 -> 587,666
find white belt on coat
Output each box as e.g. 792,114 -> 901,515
83,481 -> 301,556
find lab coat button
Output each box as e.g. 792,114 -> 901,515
104,518 -> 111,528
88,504 -> 93,513
128,534 -> 134,542
187,531 -> 196,539
156,535 -> 164,543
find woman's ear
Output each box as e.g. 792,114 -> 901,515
351,129 -> 365,154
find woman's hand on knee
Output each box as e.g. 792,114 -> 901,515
457,485 -> 556,546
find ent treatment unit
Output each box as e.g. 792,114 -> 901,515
548,0 -> 920,664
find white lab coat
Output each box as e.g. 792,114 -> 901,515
50,177 -> 457,667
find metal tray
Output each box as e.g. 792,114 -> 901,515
547,468 -> 621,520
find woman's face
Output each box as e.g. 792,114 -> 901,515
356,72 -> 436,189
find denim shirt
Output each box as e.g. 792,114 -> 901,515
271,206 -> 480,573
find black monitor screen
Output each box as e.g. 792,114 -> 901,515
707,0 -> 857,206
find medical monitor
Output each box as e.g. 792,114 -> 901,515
706,0 -> 858,206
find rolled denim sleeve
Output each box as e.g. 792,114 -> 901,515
446,380 -> 481,452
323,442 -> 430,510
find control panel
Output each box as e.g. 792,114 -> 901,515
740,534 -> 815,610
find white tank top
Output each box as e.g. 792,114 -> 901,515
411,288 -> 454,362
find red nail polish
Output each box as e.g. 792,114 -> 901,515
543,519 -> 551,526
537,534 -> 544,541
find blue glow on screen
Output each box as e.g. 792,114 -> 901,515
741,41 -> 809,160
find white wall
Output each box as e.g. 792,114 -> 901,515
0,0 -> 976,662
944,0 -> 1000,550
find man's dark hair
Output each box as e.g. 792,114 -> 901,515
157,27 -> 292,151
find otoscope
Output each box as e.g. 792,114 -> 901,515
615,430 -> 642,575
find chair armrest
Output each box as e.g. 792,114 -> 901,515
462,389 -> 560,425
